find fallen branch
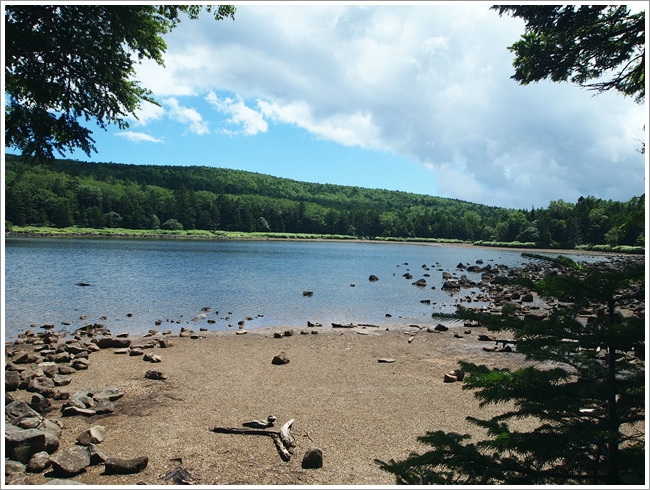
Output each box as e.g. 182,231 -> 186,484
211,418 -> 295,461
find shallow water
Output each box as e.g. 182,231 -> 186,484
3,238 -> 606,340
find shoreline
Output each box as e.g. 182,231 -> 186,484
5,323 -> 539,486
5,230 -> 635,257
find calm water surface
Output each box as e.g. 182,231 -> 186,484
4,238 -> 606,340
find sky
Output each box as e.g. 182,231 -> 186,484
7,2 -> 649,210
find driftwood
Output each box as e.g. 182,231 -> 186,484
211,418 -> 295,461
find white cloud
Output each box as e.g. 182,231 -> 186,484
131,4 -> 646,208
164,97 -> 209,135
205,92 -> 268,135
130,101 -> 165,125
258,99 -> 385,149
115,132 -> 164,144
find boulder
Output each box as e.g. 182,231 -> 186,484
50,445 -> 91,476
93,399 -> 115,415
301,446 -> 323,469
368,275 -> 379,282
71,358 -> 90,370
27,451 -> 52,473
29,393 -> 52,413
62,406 -> 97,417
94,387 -> 125,402
412,278 -> 427,287
52,374 -> 72,386
521,293 -> 534,302
5,428 -> 47,463
5,400 -> 42,425
87,443 -> 108,465
77,426 -> 106,446
104,456 -> 149,475
6,370 -> 21,391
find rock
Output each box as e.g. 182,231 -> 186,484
273,332 -> 283,338
311,330 -> 318,335
283,329 -> 294,337
368,275 -> 379,282
477,334 -> 496,342
412,278 -> 427,287
158,339 -> 173,348
302,291 -> 314,297
129,349 -> 144,357
143,353 -> 162,363
71,358 -> 89,370
87,443 -> 108,465
70,388 -> 94,407
521,293 -> 534,302
18,416 -> 43,429
441,281 -> 460,290
145,370 -> 167,380
52,374 -> 72,387
50,445 -> 91,476
5,400 -> 42,425
5,459 -> 27,474
6,370 -> 21,391
27,451 -> 52,473
58,365 -> 76,375
301,446 -> 323,469
434,324 -> 449,332
93,337 -> 131,349
29,393 -> 52,413
451,370 -> 465,381
13,351 -> 42,364
77,426 -> 106,446
5,471 -> 30,485
94,387 -> 124,402
116,332 -> 129,338
443,373 -> 457,383
378,358 -> 396,363
104,456 -> 149,475
235,330 -> 247,335
271,351 -> 290,365
5,428 -> 47,463
93,399 -> 115,415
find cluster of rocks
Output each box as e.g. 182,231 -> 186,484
5,392 -> 147,484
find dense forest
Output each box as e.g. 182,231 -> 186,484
4,154 -> 644,249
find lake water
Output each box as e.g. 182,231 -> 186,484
3,238 -> 607,340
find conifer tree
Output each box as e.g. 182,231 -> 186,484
377,254 -> 645,484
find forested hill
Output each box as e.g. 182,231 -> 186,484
4,154 -> 644,249
6,154 -> 494,214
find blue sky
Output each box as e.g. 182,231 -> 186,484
5,2 -> 648,209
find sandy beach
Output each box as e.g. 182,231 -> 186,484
5,323 -> 540,486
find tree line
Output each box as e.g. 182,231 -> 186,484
4,154 -> 644,249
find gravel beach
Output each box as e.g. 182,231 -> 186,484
5,323 -> 540,486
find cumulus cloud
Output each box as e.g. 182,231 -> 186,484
115,132 -> 164,144
205,92 -> 268,135
132,4 -> 645,208
130,101 -> 165,125
164,97 -> 209,135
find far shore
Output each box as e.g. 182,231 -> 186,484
4,228 -> 637,257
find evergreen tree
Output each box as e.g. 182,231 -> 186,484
377,254 -> 645,484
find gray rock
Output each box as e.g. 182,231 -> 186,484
39,419 -> 63,438
5,370 -> 21,391
58,365 -> 76,375
104,456 -> 149,474
77,425 -> 106,446
5,471 -> 30,485
27,376 -> 55,393
5,400 -> 42,425
271,351 -> 290,365
129,348 -> 144,357
18,416 -> 43,429
87,443 -> 108,465
5,459 -> 27,474
52,374 -> 72,386
368,275 -> 379,281
5,428 -> 47,463
13,351 -> 42,364
50,445 -> 91,476
71,358 -> 90,370
145,370 -> 167,380
94,387 -> 125,402
29,393 -> 52,413
92,398 -> 115,415
71,388 -> 94,407
27,451 -> 52,473
301,447 -> 323,469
